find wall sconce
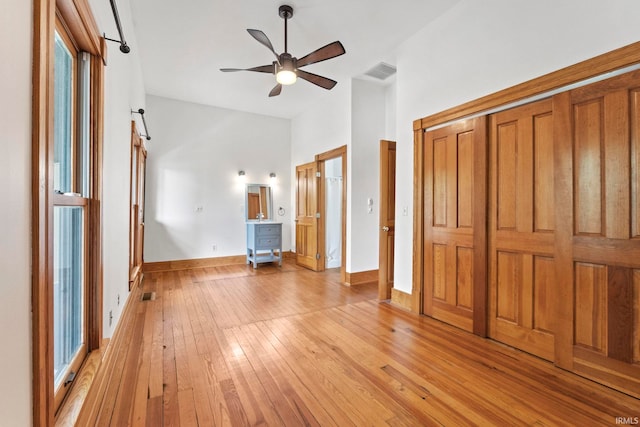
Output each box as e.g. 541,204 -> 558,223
269,172 -> 276,178
238,170 -> 246,177
269,172 -> 277,183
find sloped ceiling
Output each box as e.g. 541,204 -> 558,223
130,0 -> 459,119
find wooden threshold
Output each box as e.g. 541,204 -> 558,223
79,260 -> 640,425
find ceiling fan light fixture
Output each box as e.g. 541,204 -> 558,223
276,69 -> 297,85
276,54 -> 297,85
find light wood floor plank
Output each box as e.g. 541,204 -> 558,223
84,260 -> 640,425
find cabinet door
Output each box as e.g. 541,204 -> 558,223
554,70 -> 640,398
488,99 -> 555,361
423,117 -> 487,335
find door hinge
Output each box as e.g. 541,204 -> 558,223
316,253 -> 321,260
315,212 -> 321,218
316,171 -> 321,178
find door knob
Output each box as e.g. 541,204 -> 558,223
382,226 -> 390,232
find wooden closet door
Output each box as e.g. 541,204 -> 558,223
488,99 -> 555,361
423,117 -> 487,335
555,70 -> 640,398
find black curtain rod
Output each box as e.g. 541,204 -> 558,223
105,0 -> 130,54
132,109 -> 151,140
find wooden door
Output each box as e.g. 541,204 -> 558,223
379,140 -> 396,299
296,161 -> 321,271
488,99 -> 555,361
423,117 -> 487,335
554,70 -> 640,398
247,193 -> 260,220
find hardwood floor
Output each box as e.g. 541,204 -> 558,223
81,260 -> 640,426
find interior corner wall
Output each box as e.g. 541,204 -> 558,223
392,0 -> 640,294
144,95 -> 292,263
0,0 -> 33,423
88,0 -> 147,338
385,80 -> 397,138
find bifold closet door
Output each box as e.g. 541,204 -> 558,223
488,99 -> 556,361
554,70 -> 640,398
423,117 -> 487,335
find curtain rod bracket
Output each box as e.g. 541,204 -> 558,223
107,0 -> 131,54
132,108 -> 151,140
103,35 -> 130,54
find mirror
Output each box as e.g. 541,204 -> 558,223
246,184 -> 273,221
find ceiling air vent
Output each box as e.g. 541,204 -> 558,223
364,62 -> 397,80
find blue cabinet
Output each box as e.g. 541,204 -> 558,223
246,222 -> 282,268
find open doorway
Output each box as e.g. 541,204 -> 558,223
323,157 -> 343,269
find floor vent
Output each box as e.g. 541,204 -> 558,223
364,62 -> 397,80
141,292 -> 156,301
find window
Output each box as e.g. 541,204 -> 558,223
129,122 -> 147,289
33,0 -> 104,423
52,22 -> 91,410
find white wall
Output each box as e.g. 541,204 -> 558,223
144,95 -> 292,262
88,0 -> 147,337
0,0 -> 33,423
392,0 -> 640,293
350,79 -> 388,272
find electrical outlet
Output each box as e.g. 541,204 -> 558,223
109,310 -> 113,327
117,294 -> 120,306
212,244 -> 217,252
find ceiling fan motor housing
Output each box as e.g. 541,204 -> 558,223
278,53 -> 297,73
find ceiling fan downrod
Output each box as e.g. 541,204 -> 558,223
279,5 -> 293,54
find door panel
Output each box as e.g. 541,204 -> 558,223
296,161 -> 320,271
488,99 -> 555,361
555,70 -> 640,397
423,117 -> 487,335
379,140 -> 396,299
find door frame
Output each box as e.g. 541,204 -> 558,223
412,42 -> 640,315
316,145 -> 347,283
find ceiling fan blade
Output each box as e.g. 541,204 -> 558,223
297,70 -> 337,90
297,41 -> 346,68
269,84 -> 282,97
247,29 -> 280,62
220,64 -> 274,73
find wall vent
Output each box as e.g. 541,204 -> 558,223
364,62 -> 397,80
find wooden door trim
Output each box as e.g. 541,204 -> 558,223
413,41 -> 640,316
316,145 -> 347,283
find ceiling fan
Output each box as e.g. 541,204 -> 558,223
220,5 -> 346,97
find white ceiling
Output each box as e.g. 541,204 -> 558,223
129,0 -> 458,119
